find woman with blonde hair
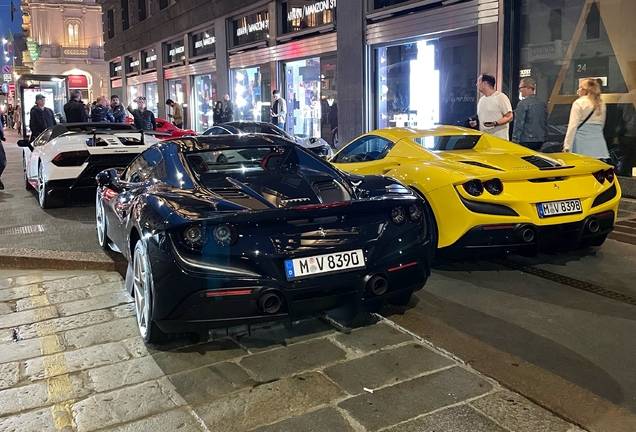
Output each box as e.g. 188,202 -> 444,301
563,78 -> 609,159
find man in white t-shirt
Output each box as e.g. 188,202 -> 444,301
469,73 -> 513,140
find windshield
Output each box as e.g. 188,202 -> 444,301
412,135 -> 481,150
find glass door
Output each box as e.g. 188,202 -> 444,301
192,74 -> 217,133
284,57 -> 321,138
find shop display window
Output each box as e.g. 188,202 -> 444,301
519,0 -> 636,175
144,82 -> 158,116
233,67 -> 262,122
375,34 -> 477,130
193,74 -> 217,133
21,78 -> 67,135
284,58 -> 321,138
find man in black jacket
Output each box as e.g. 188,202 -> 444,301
29,94 -> 56,142
127,97 -> 156,130
64,89 -> 88,123
91,96 -> 115,122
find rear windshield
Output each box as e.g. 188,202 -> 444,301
185,144 -> 334,187
412,135 -> 481,150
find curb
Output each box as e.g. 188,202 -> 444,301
0,248 -> 128,273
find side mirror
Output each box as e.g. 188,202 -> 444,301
96,168 -> 117,187
17,139 -> 31,149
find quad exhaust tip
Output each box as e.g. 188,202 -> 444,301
587,219 -> 600,234
368,275 -> 389,296
520,227 -> 535,243
258,292 -> 283,314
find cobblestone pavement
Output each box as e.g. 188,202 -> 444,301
0,268 -> 585,432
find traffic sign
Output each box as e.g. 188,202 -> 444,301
3,73 -> 11,82
1,65 -> 11,74
1,83 -> 8,93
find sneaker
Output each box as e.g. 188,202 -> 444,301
0,179 -> 4,190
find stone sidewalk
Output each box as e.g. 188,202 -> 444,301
0,268 -> 584,432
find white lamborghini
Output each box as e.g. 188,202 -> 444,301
18,122 -> 162,208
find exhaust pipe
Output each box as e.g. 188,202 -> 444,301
367,275 -> 388,296
519,226 -> 535,243
587,219 -> 600,234
257,292 -> 283,314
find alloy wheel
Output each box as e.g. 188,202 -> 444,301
37,164 -> 45,207
133,245 -> 151,339
96,195 -> 106,247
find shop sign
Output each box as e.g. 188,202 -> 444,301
67,75 -> 88,88
231,10 -> 269,47
27,39 -> 40,61
191,29 -> 216,58
282,0 -> 336,34
126,54 -> 140,74
143,48 -> 157,70
165,40 -> 186,63
110,60 -> 122,77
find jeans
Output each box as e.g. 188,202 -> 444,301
521,142 -> 543,151
0,142 -> 7,178
277,122 -> 285,131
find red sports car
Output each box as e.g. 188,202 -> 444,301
126,117 -> 195,138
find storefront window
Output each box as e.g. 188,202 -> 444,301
231,10 -> 269,47
142,49 -> 157,71
191,29 -> 216,58
143,82 -> 158,116
128,84 -> 141,108
281,0 -> 336,34
233,67 -> 263,122
193,74 -> 217,133
376,34 -> 477,129
284,56 -> 336,140
519,0 -> 636,175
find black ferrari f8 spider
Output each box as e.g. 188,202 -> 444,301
95,134 -> 432,343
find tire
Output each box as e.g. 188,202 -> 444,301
130,241 -> 170,344
37,162 -> 63,209
23,155 -> 32,190
95,193 -> 111,250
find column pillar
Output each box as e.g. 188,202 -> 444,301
336,0 -> 366,144
215,18 -> 230,99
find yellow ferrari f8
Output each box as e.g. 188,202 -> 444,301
331,126 -> 621,256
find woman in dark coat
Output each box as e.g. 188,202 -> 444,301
213,101 -> 224,125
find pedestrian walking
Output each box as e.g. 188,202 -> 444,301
166,99 -> 183,128
13,105 -> 22,135
270,90 -> 287,130
7,104 -> 14,129
29,94 -> 56,141
511,78 -> 548,151
563,78 -> 609,159
213,101 -> 224,125
64,89 -> 88,123
469,73 -> 513,140
110,95 -> 127,123
222,94 -> 234,122
91,96 -> 116,122
127,96 -> 156,130
0,119 -> 6,190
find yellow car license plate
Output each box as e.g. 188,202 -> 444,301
284,249 -> 365,280
537,199 -> 582,218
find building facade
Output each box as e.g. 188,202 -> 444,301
21,0 -> 109,104
98,0 -> 636,176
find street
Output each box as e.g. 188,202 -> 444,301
1,127 -> 636,431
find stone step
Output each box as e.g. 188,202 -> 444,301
619,196 -> 636,213
618,176 -> 636,199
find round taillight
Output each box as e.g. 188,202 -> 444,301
408,203 -> 423,222
593,170 -> 606,184
391,207 -> 406,225
183,225 -> 207,248
462,180 -> 484,197
605,168 -> 615,183
484,178 -> 504,195
213,224 -> 237,246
